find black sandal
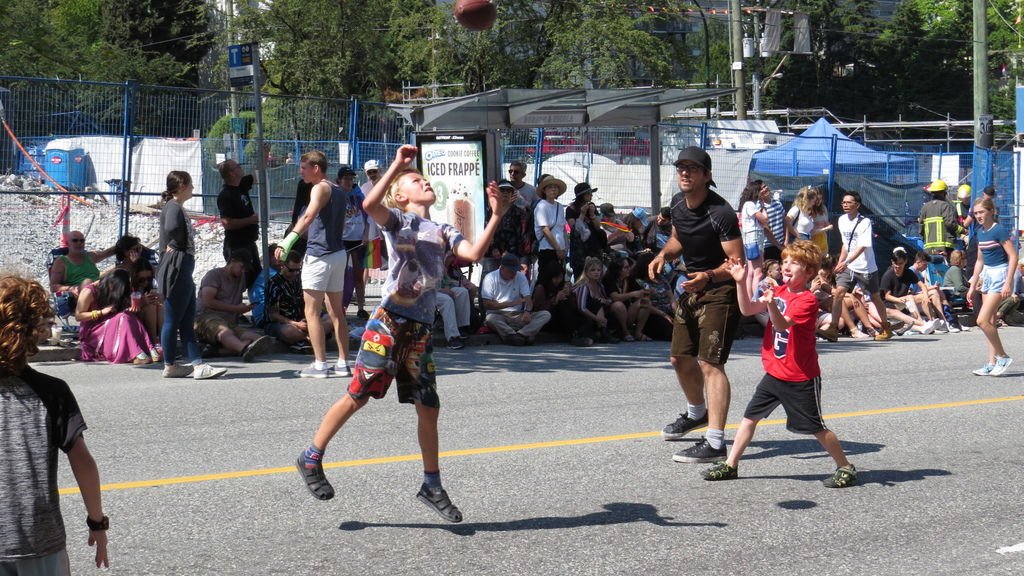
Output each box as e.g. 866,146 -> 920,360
416,484 -> 463,523
296,454 -> 335,500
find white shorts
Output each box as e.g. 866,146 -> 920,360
302,250 -> 348,292
980,264 -> 1008,294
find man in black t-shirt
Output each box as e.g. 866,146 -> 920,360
217,159 -> 262,288
649,147 -> 743,465
879,248 -> 936,334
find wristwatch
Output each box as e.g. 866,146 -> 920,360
86,515 -> 109,531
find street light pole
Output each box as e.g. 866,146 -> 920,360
730,0 -> 747,119
689,0 -> 712,118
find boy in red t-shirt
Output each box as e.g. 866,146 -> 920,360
702,240 -> 857,488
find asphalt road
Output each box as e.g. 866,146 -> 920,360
38,327 -> 1024,575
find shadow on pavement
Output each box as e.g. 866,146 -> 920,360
337,501 -> 726,536
745,467 -> 952,486
742,438 -> 885,461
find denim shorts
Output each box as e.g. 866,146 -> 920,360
980,264 -> 1008,294
744,242 -> 762,261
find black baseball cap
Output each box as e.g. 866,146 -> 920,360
337,165 -> 356,178
574,182 -> 598,198
674,147 -> 712,171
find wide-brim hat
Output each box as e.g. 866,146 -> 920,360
574,182 -> 597,198
537,176 -> 567,196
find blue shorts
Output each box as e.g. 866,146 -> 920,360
744,243 -> 762,261
980,264 -> 1008,294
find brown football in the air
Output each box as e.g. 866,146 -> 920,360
454,0 -> 497,31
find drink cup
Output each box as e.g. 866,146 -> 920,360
131,291 -> 142,309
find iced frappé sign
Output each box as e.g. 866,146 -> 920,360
417,135 -> 486,244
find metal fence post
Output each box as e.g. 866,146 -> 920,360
534,128 -> 544,184
699,122 -> 708,149
826,134 -> 838,213
119,80 -> 137,236
348,97 -> 359,168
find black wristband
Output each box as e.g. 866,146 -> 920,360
86,515 -> 109,531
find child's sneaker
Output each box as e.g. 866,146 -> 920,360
822,464 -> 857,488
192,363 -> 227,380
972,363 -> 995,376
295,453 -> 335,501
416,484 -> 463,523
333,362 -> 352,378
701,461 -> 738,481
990,356 -> 1013,377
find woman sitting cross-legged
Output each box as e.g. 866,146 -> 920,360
76,269 -> 158,364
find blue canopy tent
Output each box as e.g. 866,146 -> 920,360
750,118 -> 914,182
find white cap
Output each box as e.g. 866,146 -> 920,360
363,159 -> 380,172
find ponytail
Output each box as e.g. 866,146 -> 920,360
163,171 -> 192,202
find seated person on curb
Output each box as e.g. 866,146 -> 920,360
49,230 -> 117,301
481,253 -> 552,345
701,241 -> 857,488
195,250 -> 274,361
910,250 -> 960,332
880,249 -> 936,335
437,252 -> 475,350
995,257 -> 1024,326
533,258 -> 586,344
603,256 -> 652,341
251,242 -> 281,329
264,251 -> 332,349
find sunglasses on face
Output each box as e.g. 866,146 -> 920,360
676,164 -> 703,174
283,266 -> 301,273
70,238 -> 85,243
366,170 -> 379,176
509,170 -> 523,176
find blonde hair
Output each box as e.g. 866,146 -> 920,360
574,256 -> 605,287
383,168 -> 422,209
793,186 -> 825,217
949,249 -> 965,267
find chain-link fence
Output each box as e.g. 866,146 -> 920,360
1,75 -> 1016,296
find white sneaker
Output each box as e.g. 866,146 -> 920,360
334,362 -> 352,378
162,364 -> 193,378
947,323 -> 961,333
990,356 -> 1014,377
933,320 -> 949,333
921,319 -> 937,335
192,363 -> 227,380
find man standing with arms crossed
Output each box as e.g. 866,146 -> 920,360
279,151 -> 352,378
818,191 -> 893,342
649,147 -> 744,463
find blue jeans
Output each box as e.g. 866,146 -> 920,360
161,256 -> 202,365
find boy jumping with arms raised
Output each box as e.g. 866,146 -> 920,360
296,145 -> 513,522
701,240 -> 857,488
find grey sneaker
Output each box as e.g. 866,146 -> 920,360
661,413 -> 709,441
192,363 -> 227,380
333,362 -> 352,378
162,364 -> 193,378
416,484 -> 463,523
672,438 -> 726,463
298,364 -> 332,379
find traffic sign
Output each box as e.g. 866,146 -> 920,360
228,43 -> 255,87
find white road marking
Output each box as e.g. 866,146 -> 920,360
996,543 -> 1024,555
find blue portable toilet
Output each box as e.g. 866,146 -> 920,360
44,148 -> 88,189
